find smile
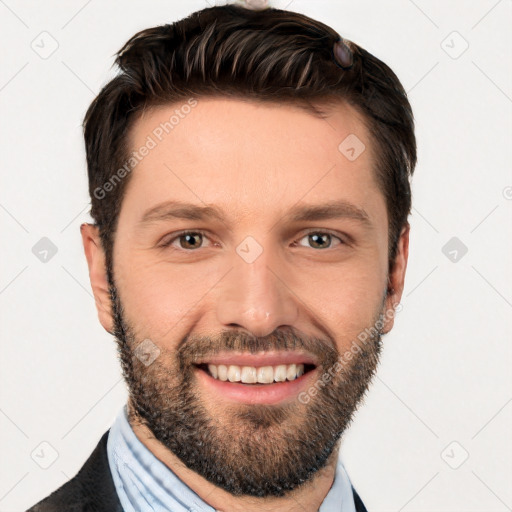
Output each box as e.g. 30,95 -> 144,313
193,352 -> 319,404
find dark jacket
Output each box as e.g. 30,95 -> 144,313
27,430 -> 368,511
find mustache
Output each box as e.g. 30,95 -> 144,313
176,326 -> 339,367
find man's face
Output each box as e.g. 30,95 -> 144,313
87,98 -> 408,497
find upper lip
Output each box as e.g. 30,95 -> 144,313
194,351 -> 319,367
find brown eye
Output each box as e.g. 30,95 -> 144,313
297,231 -> 344,250
177,232 -> 204,249
161,230 -> 210,250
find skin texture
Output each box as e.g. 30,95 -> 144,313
81,97 -> 409,512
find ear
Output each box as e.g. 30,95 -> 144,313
80,223 -> 114,334
382,223 -> 410,334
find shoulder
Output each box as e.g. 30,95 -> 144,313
26,430 -> 123,512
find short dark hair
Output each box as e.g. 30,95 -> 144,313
83,4 -> 416,274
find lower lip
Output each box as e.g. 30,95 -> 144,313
194,366 -> 318,405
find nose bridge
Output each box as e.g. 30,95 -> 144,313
216,236 -> 299,337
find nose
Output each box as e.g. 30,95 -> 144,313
216,248 -> 299,338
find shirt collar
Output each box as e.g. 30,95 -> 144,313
107,404 -> 356,512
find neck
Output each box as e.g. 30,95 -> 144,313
127,404 -> 341,512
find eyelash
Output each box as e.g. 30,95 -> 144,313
159,229 -> 347,251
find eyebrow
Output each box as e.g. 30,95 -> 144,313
138,199 -> 373,229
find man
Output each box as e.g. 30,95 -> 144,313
28,3 -> 415,511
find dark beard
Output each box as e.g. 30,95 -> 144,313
107,267 -> 385,498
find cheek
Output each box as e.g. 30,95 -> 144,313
115,256 -> 218,338
295,255 -> 386,338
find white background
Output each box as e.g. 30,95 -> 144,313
1,1 -> 511,511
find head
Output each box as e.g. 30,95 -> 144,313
81,4 -> 415,498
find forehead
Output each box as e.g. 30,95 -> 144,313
121,97 -> 384,228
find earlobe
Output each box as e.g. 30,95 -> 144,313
382,224 -> 410,334
80,223 -> 114,334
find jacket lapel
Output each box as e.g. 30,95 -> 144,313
27,430 -> 123,512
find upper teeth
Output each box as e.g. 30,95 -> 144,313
207,363 -> 305,384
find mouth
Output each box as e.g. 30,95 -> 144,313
193,353 -> 319,404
